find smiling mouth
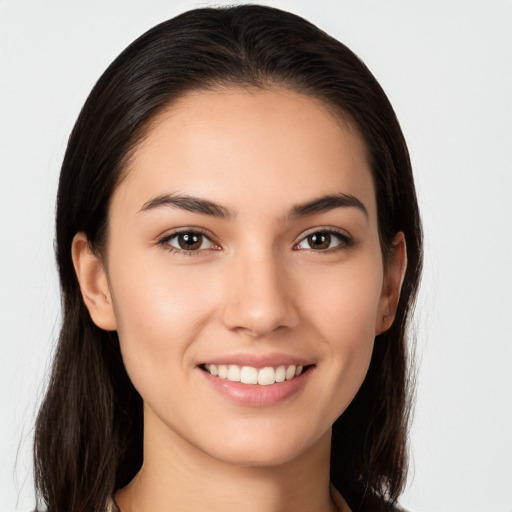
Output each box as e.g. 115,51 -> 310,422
201,364 -> 313,386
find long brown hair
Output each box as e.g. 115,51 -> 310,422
34,5 -> 422,511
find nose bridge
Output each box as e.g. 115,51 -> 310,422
221,243 -> 298,336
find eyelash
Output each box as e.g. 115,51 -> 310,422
157,228 -> 219,257
157,227 -> 354,256
294,228 -> 355,253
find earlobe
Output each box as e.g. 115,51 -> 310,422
71,232 -> 117,331
375,232 -> 407,335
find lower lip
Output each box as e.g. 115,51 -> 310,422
199,367 -> 311,407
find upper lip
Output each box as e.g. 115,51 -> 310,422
198,353 -> 314,368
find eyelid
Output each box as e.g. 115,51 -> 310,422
294,226 -> 355,251
156,225 -> 217,241
156,227 -> 221,254
295,225 -> 353,242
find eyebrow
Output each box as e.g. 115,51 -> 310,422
139,192 -> 368,219
289,193 -> 368,219
139,194 -> 232,218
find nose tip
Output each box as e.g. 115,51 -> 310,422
221,258 -> 299,337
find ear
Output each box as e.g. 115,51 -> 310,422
71,232 -> 117,331
375,232 -> 407,335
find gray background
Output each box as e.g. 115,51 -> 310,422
1,1 -> 511,510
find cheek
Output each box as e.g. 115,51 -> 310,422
106,249 -> 219,391
301,255 -> 384,345
109,238 -> 213,327
298,256 -> 383,409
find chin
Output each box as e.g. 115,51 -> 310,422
195,422 -> 331,469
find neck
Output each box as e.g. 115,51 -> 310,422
115,406 -> 348,512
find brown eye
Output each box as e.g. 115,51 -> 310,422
167,232 -> 214,251
296,230 -> 351,251
307,233 -> 331,250
178,233 -> 202,250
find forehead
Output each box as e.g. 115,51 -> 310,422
115,86 -> 376,220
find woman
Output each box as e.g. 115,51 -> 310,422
34,5 -> 422,512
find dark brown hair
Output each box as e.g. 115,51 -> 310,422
34,5 -> 422,512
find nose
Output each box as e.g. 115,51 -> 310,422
221,249 -> 299,337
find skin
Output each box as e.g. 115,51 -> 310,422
73,87 -> 406,512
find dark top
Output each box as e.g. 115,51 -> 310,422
108,490 -> 406,512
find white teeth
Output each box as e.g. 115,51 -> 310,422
285,365 -> 296,380
227,365 -> 241,382
275,365 -> 286,383
258,366 -> 275,386
205,363 -> 305,385
240,366 -> 258,384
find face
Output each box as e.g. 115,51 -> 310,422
77,87 -> 403,468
